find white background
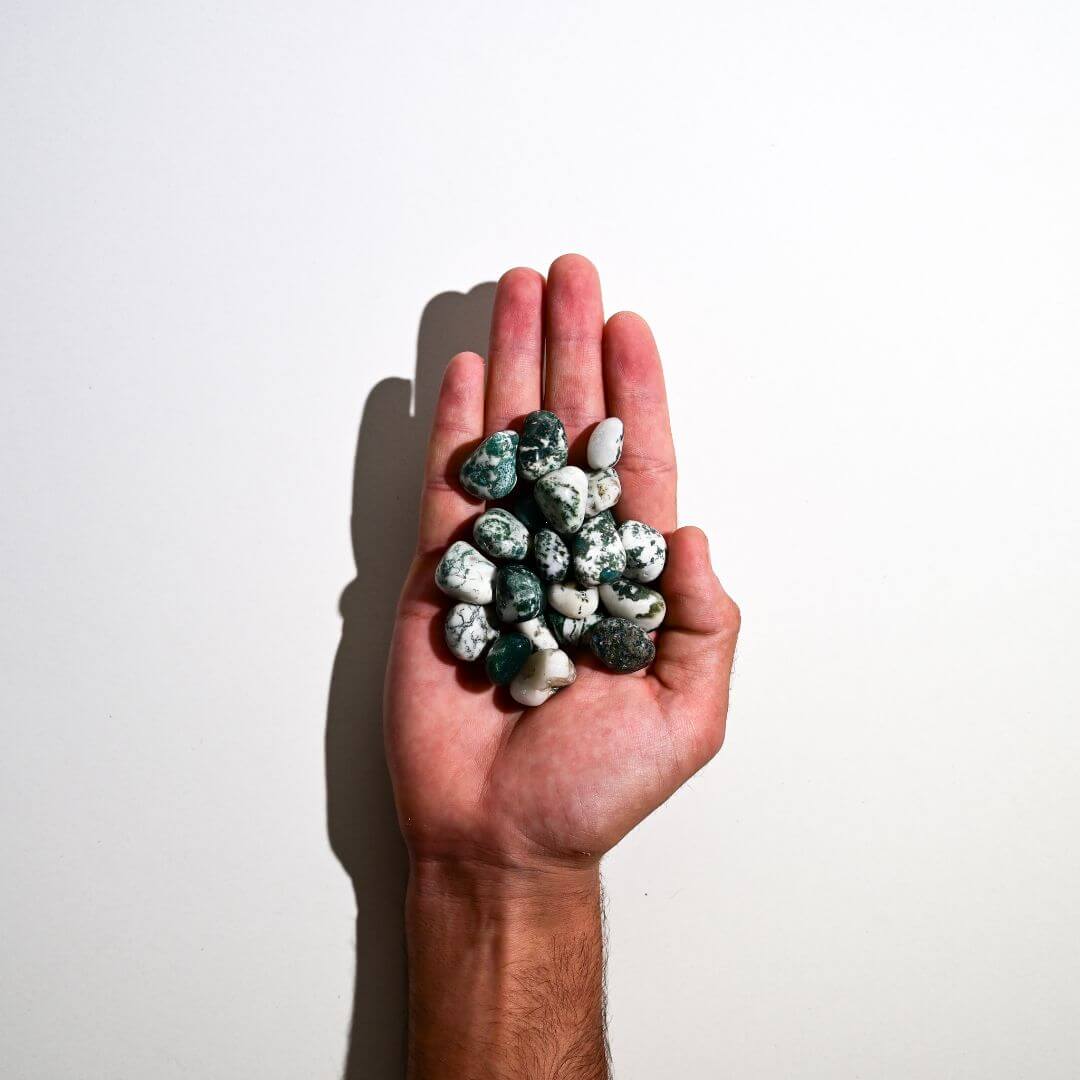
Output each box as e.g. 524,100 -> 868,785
3,2 -> 1078,1077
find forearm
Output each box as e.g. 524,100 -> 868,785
405,859 -> 609,1080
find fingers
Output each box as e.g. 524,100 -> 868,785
416,351 -> 486,556
542,254 -> 607,450
485,268 -> 544,432
602,311 -> 677,534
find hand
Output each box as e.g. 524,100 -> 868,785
385,254 -> 740,880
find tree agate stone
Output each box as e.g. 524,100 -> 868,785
485,633 -> 533,685
473,507 -> 529,561
587,417 -> 624,470
534,466 -> 588,534
517,410 -> 568,482
495,564 -> 543,623
533,528 -> 570,584
588,616 -> 655,673
617,520 -> 667,583
547,609 -> 601,648
598,578 -> 667,631
459,430 -> 519,499
434,541 -> 496,604
585,467 -> 621,517
444,603 -> 499,661
572,513 -> 626,587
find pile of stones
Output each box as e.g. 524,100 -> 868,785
434,411 -> 667,707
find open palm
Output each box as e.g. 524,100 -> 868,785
384,256 -> 739,875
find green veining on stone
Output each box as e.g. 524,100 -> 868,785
459,430 -> 519,499
618,520 -> 667,583
473,507 -> 529,561
485,633 -> 533,685
533,528 -> 570,584
534,466 -> 588,534
517,410 -> 568,482
572,513 -> 626,587
495,564 -> 543,623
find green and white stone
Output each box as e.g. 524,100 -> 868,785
444,603 -> 499,661
532,528 -> 570,585
585,467 -> 621,517
516,616 -> 559,651
548,609 -> 601,648
435,541 -> 496,604
495,564 -> 544,623
485,633 -> 533,685
599,578 -> 666,631
618,520 -> 667,583
587,417 -> 624,470
517,410 -> 568,481
509,648 -> 577,708
572,513 -> 626,586
459,430 -> 519,499
589,616 -> 655,673
473,507 -> 529,561
547,581 -> 599,619
534,466 -> 588,534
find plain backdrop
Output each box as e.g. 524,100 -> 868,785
2,2 -> 1078,1078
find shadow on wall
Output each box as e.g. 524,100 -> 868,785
325,282 -> 496,1080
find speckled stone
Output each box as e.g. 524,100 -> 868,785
617,520 -> 667,583
511,494 -> 549,534
585,467 -> 621,517
532,528 -> 570,585
598,578 -> 666,631
588,616 -> 655,673
509,648 -> 577,707
473,507 -> 530,561
434,541 -> 496,604
587,417 -> 624,470
444,603 -> 499,661
485,633 -> 533,685
495,564 -> 544,623
517,410 -> 568,481
459,430 -> 519,499
547,581 -> 599,619
547,609 -> 601,648
516,616 -> 560,651
534,466 -> 588,534
572,513 -> 626,586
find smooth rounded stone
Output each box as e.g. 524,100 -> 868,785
509,648 -> 577,707
435,541 -> 496,604
532,528 -> 570,585
485,633 -> 533,685
585,467 -> 621,517
459,430 -> 519,500
572,513 -> 627,587
534,466 -> 588,534
588,617 -> 655,673
547,581 -> 599,619
598,578 -> 667,631
444,603 -> 499,661
587,417 -> 624,470
516,616 -> 559,651
517,410 -> 568,481
511,494 -> 548,534
473,508 -> 530,561
547,609 -> 601,648
495,564 -> 544,623
618,520 -> 667,583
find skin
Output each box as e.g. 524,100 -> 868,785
385,254 -> 741,1078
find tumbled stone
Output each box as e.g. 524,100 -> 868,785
535,466 -> 588,534
599,578 -> 666,631
459,430 -> 519,499
435,541 -> 496,604
588,616 -> 655,673
444,603 -> 499,661
517,410 -> 568,481
547,609 -> 601,648
585,467 -> 621,517
486,633 -> 533,685
473,507 -> 530,561
572,513 -> 626,586
495,564 -> 543,623
509,648 -> 577,707
511,493 -> 549,534
587,417 -> 624,470
516,616 -> 559,651
547,581 -> 599,619
533,528 -> 570,585
618,520 -> 667,582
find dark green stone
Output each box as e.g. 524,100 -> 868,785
517,410 -> 568,481
495,564 -> 543,623
588,616 -> 656,673
511,494 -> 548,534
459,430 -> 519,499
485,633 -> 533,685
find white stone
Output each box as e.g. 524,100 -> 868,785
516,617 -> 559,651
547,581 -> 599,619
509,648 -> 577,708
534,466 -> 589,534
587,417 -> 624,470
434,540 -> 496,604
585,467 -> 621,517
444,603 -> 499,661
618,520 -> 667,583
599,579 -> 667,631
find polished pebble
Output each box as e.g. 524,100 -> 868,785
435,541 -> 496,604
495,564 -> 544,623
516,616 -> 560,651
532,528 -> 570,585
517,410 -> 568,481
486,633 -> 534,685
617,520 -> 667,583
548,609 -> 601,647
473,507 -> 530,561
587,417 -> 624,470
598,578 -> 667,631
459,430 -> 519,499
534,466 -> 588,534
547,581 -> 599,619
572,512 -> 626,586
509,648 -> 577,707
588,616 -> 655,673
585,467 -> 621,517
444,603 -> 499,661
